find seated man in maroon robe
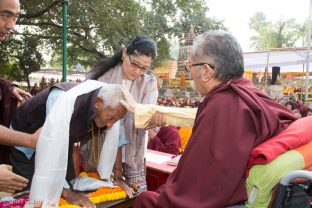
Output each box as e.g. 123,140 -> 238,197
121,31 -> 297,207
147,126 -> 181,155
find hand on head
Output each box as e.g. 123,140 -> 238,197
119,86 -> 137,113
0,164 -> 28,193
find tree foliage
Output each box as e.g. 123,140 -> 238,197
0,36 -> 43,90
249,12 -> 306,51
2,0 -> 225,83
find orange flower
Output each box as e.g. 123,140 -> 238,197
59,186 -> 126,207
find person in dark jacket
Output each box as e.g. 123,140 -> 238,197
10,82 -> 130,208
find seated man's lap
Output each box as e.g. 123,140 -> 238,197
133,191 -> 159,208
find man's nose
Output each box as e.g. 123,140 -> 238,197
106,122 -> 113,128
133,68 -> 143,76
6,18 -> 16,31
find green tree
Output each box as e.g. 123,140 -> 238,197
249,12 -> 306,51
1,36 -> 43,90
14,0 -> 225,69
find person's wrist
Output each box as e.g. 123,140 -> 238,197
25,133 -> 33,148
61,188 -> 71,198
130,103 -> 137,113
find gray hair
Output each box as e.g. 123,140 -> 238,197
192,31 -> 244,82
97,84 -> 124,108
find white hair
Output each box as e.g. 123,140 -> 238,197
97,84 -> 124,108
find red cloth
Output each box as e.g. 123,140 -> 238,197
248,116 -> 312,170
134,191 -> 159,208
0,78 -> 18,164
134,78 -> 296,208
147,126 -> 181,155
0,78 -> 17,127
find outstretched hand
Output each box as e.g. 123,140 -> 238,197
119,86 -> 137,113
0,164 -> 28,193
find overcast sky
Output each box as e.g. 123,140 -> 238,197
205,0 -> 310,52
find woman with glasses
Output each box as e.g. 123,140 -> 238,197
86,35 -> 158,193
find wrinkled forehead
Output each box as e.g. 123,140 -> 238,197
107,104 -> 127,119
115,104 -> 127,118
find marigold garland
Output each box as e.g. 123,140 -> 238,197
59,172 -> 126,208
78,171 -> 100,179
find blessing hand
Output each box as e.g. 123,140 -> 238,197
119,86 -> 137,113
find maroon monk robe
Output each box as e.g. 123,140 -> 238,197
147,126 -> 181,155
0,78 -> 18,164
134,78 -> 296,208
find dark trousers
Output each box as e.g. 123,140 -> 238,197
10,147 -> 35,191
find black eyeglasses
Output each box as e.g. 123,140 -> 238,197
128,55 -> 151,73
185,62 -> 215,72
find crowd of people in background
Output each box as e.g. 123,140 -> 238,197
275,97 -> 312,118
283,85 -> 312,95
157,97 -> 200,108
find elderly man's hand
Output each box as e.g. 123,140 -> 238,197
0,164 -> 28,193
12,87 -> 32,102
62,189 -> 95,208
146,112 -> 167,129
113,179 -> 135,198
120,86 -> 137,113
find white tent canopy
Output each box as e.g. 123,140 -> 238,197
244,48 -> 312,72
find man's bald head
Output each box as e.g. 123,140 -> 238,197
0,0 -> 20,42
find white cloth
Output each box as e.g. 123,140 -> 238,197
27,80 -> 119,207
97,120 -> 120,180
71,176 -> 114,191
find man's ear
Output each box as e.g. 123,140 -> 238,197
201,64 -> 212,82
94,97 -> 104,109
122,48 -> 128,57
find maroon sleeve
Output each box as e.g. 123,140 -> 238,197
0,78 -> 18,126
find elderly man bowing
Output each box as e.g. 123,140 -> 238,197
10,80 -> 133,208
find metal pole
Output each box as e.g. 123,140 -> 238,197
265,49 -> 270,86
265,23 -> 272,87
305,0 -> 312,100
302,64 -> 305,101
62,0 -> 68,82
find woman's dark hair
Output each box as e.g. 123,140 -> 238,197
88,35 -> 157,80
